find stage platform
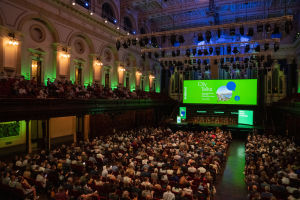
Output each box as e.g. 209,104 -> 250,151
168,121 -> 262,132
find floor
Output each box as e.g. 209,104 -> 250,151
215,140 -> 248,200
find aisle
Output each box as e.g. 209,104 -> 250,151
215,140 -> 247,200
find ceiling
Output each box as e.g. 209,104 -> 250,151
122,0 -> 299,32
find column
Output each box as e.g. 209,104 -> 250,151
25,120 -> 31,154
84,115 -> 90,140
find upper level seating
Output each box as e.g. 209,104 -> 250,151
0,75 -> 165,100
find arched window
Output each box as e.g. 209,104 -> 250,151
102,3 -> 116,23
124,17 -> 133,32
140,27 -> 146,34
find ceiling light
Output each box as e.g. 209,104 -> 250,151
117,27 -> 119,30
105,20 -> 108,23
90,12 -> 93,15
72,1 -> 76,6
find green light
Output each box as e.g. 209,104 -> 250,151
231,112 -> 239,115
214,111 -> 224,114
177,116 -> 181,124
179,107 -> 186,119
238,110 -> 253,125
197,111 -> 207,113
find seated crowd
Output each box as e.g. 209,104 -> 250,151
0,127 -> 231,200
245,134 -> 300,200
0,75 -> 165,100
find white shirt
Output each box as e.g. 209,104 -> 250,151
163,191 -> 175,200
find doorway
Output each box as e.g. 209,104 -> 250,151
105,73 -> 110,88
31,60 -> 42,85
75,66 -> 82,85
31,120 -> 48,150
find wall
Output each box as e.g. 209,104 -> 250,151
49,116 -> 76,138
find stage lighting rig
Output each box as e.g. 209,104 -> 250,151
247,27 -> 254,36
192,49 -> 197,56
198,49 -> 203,56
230,28 -> 235,36
255,45 -> 260,52
240,26 -> 244,35
264,43 -> 269,51
227,46 -> 231,54
205,31 -> 212,42
186,49 -> 191,57
245,45 -> 250,53
198,33 -> 204,42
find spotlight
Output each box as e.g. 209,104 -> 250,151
216,47 -> 220,55
186,49 -> 191,57
176,50 -> 180,56
245,45 -> 250,53
116,40 -> 121,50
172,51 -> 176,57
198,49 -> 203,56
197,59 -> 201,65
227,46 -> 231,54
285,21 -> 293,34
240,26 -> 244,35
209,47 -> 213,54
179,35 -> 185,43
90,12 -> 93,15
232,47 -> 239,54
85,2 -> 89,7
72,1 -> 75,5
265,23 -> 271,33
113,19 -> 117,24
230,28 -> 235,36
192,49 -> 197,56
274,43 -> 280,52
151,36 -> 157,47
273,24 -> 280,34
204,49 -> 209,55
264,43 -> 269,51
255,45 -> 260,52
205,31 -> 212,42
247,27 -> 254,36
257,24 -> 263,32
132,31 -> 136,35
170,35 -> 177,46
197,33 -> 204,41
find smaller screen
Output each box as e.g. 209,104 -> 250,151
179,107 -> 186,119
177,116 -> 181,124
238,110 -> 253,125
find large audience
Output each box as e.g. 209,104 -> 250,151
0,127 -> 231,200
245,134 -> 300,200
0,75 -> 165,100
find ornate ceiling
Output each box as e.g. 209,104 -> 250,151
121,0 -> 299,32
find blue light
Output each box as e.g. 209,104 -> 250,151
113,19 -> 117,24
132,31 -> 136,34
85,2 -> 89,7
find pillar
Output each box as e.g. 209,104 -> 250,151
25,120 -> 31,154
84,115 -> 90,140
210,59 -> 218,79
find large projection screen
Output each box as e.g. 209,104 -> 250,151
183,79 -> 257,105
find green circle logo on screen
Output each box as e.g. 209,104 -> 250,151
216,81 -> 240,102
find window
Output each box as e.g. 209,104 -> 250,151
102,3 -> 115,23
